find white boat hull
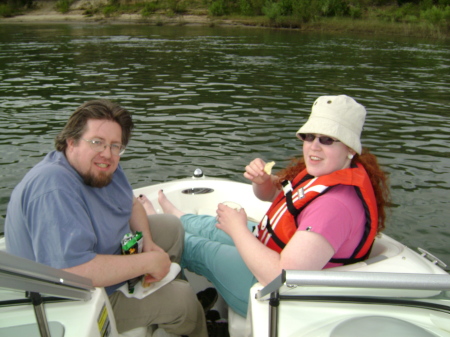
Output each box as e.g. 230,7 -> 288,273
134,174 -> 447,275
135,174 -> 450,337
1,172 -> 449,337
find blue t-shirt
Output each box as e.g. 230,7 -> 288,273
5,151 -> 133,294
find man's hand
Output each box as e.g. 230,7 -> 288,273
141,250 -> 171,284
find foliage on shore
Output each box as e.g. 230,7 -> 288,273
1,0 -> 449,38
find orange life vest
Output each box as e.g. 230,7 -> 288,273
255,163 -> 378,264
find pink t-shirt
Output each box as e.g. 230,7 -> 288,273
296,184 -> 366,268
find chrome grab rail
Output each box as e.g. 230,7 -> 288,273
0,250 -> 95,337
0,250 -> 94,300
256,270 -> 450,337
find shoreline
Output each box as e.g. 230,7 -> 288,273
1,2 -> 448,40
0,13 -> 224,26
0,1 -> 237,26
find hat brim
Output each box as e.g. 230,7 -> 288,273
297,116 -> 362,154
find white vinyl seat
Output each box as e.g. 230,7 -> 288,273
119,327 -> 149,337
226,235 -> 405,337
227,307 -> 250,337
224,239 -> 395,337
119,326 -> 179,337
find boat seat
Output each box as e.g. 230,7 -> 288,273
119,326 -> 179,337
330,315 -> 437,337
0,322 -> 64,337
329,235 -> 402,272
120,299 -> 248,337
228,307 -> 250,337
222,235 -> 406,337
120,308 -> 247,337
368,236 -> 396,259
119,326 -> 150,337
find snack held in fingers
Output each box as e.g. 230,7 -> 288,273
264,161 -> 275,175
142,276 -> 152,288
222,201 -> 242,211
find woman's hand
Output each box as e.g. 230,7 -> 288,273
215,203 -> 248,237
244,158 -> 280,202
244,158 -> 271,185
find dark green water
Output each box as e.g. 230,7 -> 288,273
1,24 -> 449,263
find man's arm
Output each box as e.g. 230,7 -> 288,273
64,198 -> 171,286
63,250 -> 171,287
128,197 -> 164,253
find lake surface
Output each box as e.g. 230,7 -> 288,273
0,23 -> 449,264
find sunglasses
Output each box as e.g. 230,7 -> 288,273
298,133 -> 341,145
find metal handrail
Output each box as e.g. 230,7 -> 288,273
256,270 -> 450,337
0,250 -> 95,337
0,250 -> 94,301
257,270 -> 450,300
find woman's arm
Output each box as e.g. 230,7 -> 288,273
216,205 -> 335,286
244,158 -> 281,202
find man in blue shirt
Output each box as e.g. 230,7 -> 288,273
5,99 -> 207,336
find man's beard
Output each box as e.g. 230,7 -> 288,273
82,171 -> 113,188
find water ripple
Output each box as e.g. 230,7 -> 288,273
0,24 -> 449,262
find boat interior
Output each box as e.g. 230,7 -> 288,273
1,173 -> 450,336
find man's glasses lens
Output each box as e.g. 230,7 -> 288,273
83,139 -> 126,156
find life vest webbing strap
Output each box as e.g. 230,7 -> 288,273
330,242 -> 374,264
330,186 -> 375,265
282,176 -> 315,219
286,192 -> 301,218
281,180 -> 302,219
349,186 -> 375,260
265,220 -> 287,250
329,256 -> 366,264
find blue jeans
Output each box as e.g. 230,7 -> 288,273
180,214 -> 258,317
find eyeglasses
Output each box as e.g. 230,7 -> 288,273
82,138 -> 126,156
298,133 -> 341,146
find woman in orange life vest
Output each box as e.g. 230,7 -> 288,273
139,95 -> 390,317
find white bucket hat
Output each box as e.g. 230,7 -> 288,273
296,95 -> 366,155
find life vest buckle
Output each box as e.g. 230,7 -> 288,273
281,180 -> 293,195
